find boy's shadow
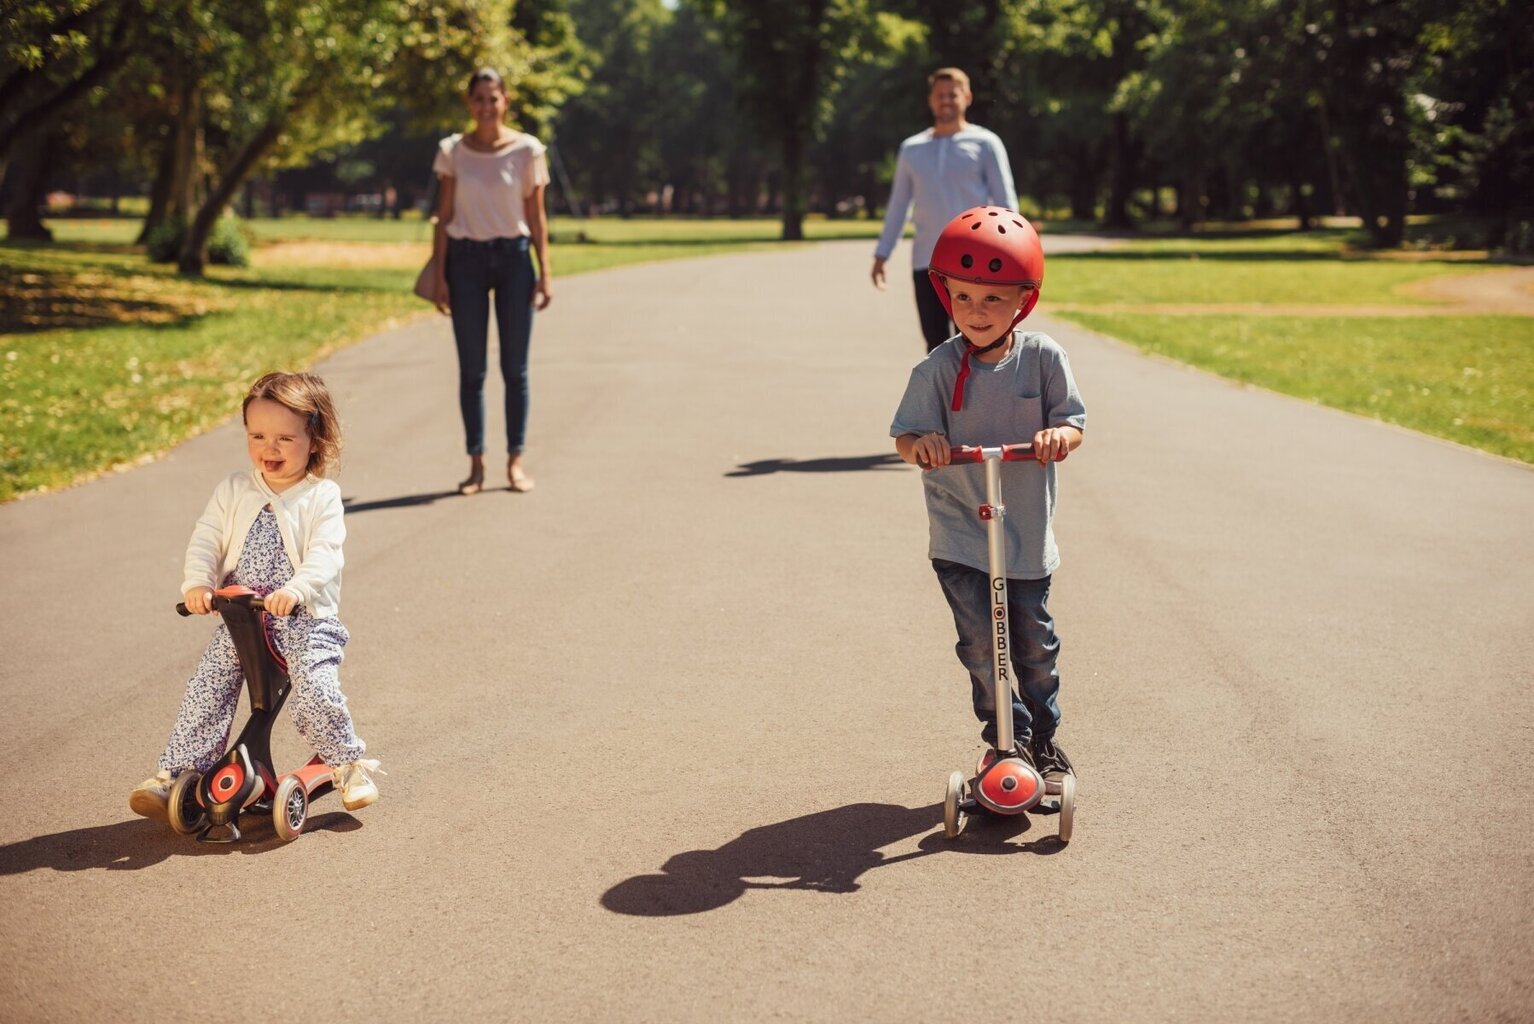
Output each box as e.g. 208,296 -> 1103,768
0,813 -> 362,874
725,454 -> 906,477
601,800 -> 1065,917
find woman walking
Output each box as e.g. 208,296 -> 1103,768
431,67 -> 552,494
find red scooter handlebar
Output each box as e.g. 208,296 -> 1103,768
925,443 -> 1066,469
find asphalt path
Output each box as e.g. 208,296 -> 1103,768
2,238 -> 1531,1023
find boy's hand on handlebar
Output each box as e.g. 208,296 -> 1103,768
911,432 -> 951,469
264,588 -> 300,617
183,587 -> 214,615
1031,426 -> 1079,464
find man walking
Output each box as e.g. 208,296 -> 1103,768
872,68 -> 1019,352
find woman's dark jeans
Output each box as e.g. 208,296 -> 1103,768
446,236 -> 535,455
931,558 -> 1062,750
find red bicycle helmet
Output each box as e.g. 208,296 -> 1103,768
927,207 -> 1046,410
927,206 -> 1044,328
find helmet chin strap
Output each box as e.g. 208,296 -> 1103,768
950,333 -> 1009,412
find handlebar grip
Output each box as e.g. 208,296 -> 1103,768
1002,443 -> 1061,462
175,594 -> 268,616
946,445 -> 985,464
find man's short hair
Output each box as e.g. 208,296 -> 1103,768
928,67 -> 972,94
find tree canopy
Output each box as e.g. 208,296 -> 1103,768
3,0 -> 1528,260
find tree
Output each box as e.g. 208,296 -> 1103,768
0,0 -> 145,238
706,0 -> 875,239
1296,0 -> 1453,247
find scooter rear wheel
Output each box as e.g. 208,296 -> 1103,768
272,777 -> 308,842
1056,773 -> 1076,844
167,771 -> 207,835
943,770 -> 968,838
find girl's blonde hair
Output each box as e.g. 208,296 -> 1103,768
242,371 -> 342,477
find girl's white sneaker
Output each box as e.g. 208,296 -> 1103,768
332,759 -> 384,810
129,770 -> 174,821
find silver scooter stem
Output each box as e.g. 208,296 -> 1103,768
982,448 -> 1014,753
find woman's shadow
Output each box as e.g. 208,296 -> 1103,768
601,800 -> 1065,916
0,814 -> 362,874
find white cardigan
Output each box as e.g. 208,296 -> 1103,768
182,471 -> 346,619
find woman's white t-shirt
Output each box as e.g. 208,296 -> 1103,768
433,133 -> 550,241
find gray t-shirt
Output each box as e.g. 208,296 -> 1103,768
890,331 -> 1087,578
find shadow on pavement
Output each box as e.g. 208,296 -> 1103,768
601,801 -> 1065,916
725,454 -> 906,477
0,812 -> 361,873
343,490 -> 460,514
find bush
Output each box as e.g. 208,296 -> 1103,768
207,216 -> 250,267
143,213 -> 252,267
144,217 -> 185,263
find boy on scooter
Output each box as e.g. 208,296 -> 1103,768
890,206 -> 1086,778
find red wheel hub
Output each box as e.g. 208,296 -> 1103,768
975,758 -> 1042,812
210,764 -> 245,802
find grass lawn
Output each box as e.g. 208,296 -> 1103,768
1061,311 -> 1532,462
2,216 -> 1531,501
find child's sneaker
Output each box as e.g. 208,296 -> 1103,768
1033,736 -> 1075,777
332,758 -> 384,810
129,770 -> 174,822
975,744 -> 1036,776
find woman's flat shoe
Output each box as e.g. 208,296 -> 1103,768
458,477 -> 484,496
508,468 -> 535,493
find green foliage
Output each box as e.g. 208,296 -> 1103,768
143,217 -> 183,263
143,215 -> 251,266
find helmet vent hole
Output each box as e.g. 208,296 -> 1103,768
987,210 -> 999,216
997,226 -> 1006,234
970,222 -> 981,230
960,254 -> 974,269
988,258 -> 1003,273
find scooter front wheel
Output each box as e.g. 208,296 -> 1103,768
272,776 -> 308,842
943,770 -> 968,838
1056,773 -> 1076,844
167,771 -> 207,835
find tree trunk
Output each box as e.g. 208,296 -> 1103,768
168,78 -> 201,225
136,128 -> 176,243
1068,145 -> 1098,221
1292,174 -> 1313,232
178,118 -> 283,276
3,129 -> 56,241
780,125 -> 805,241
1315,98 -> 1345,216
1104,113 -> 1135,229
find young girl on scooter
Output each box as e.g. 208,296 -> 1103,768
890,207 -> 1086,779
130,371 -> 382,820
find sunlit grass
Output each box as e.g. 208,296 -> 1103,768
1059,312 -> 1533,462
0,244 -> 422,499
1046,249 -> 1484,307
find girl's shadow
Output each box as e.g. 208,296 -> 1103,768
0,814 -> 362,874
601,800 -> 1065,917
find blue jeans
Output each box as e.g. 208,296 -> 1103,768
446,236 -> 535,455
931,558 -> 1062,749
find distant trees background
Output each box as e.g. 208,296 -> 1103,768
3,0 -> 1530,272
